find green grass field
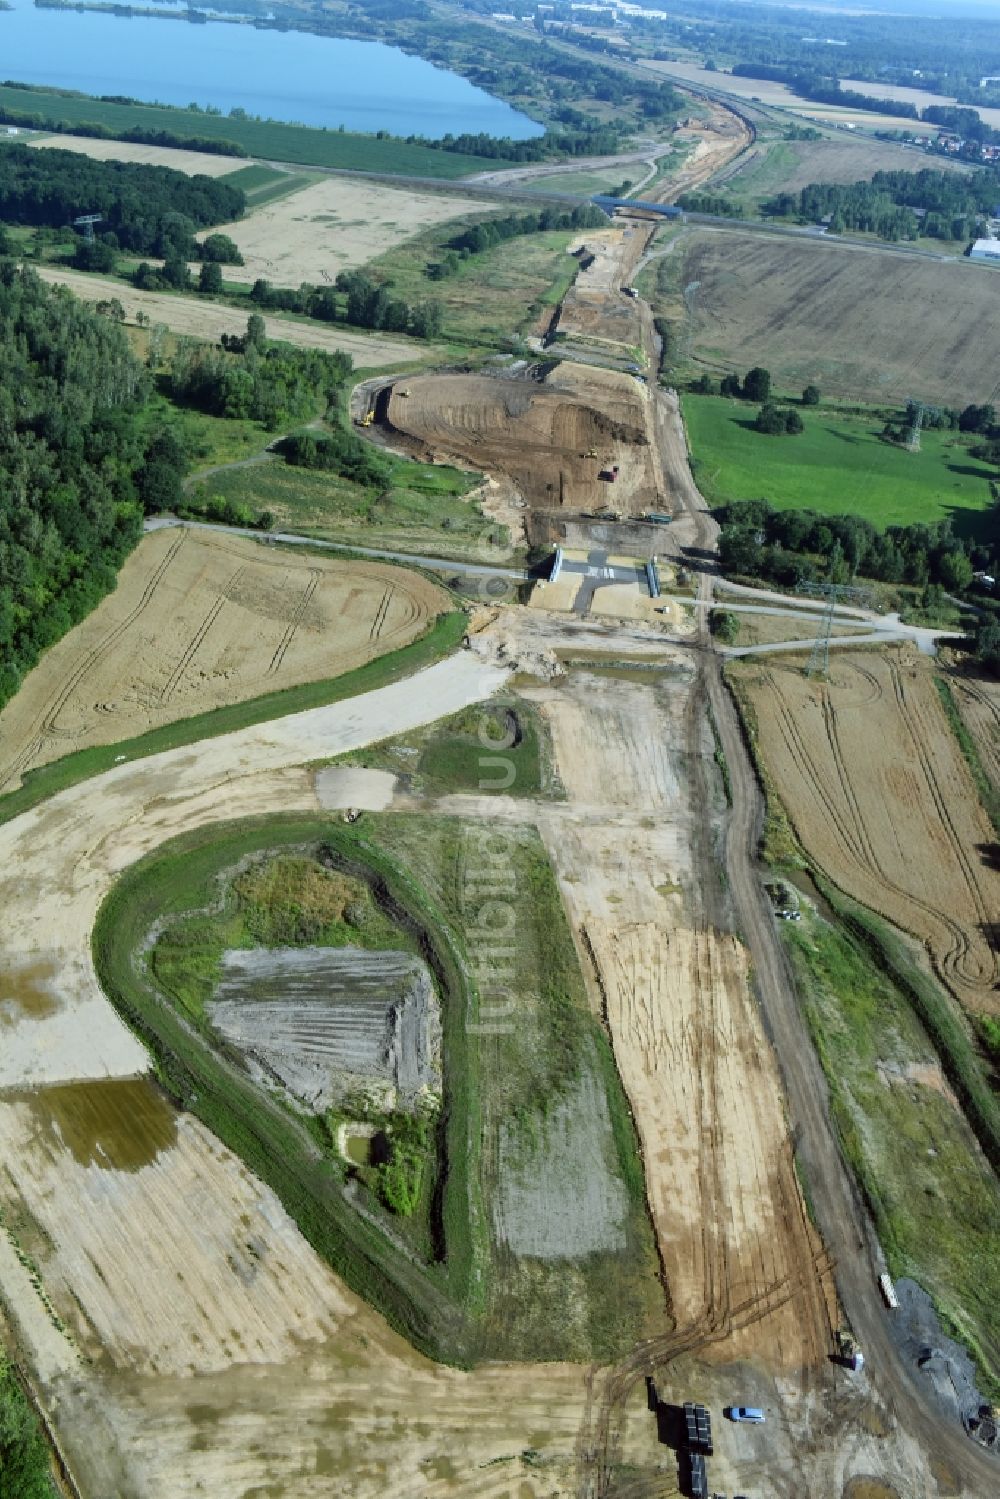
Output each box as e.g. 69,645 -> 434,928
0,84 -> 508,175
196,454 -> 516,564
683,393 -> 996,534
351,699 -> 554,798
368,220 -> 584,349
219,163 -> 318,207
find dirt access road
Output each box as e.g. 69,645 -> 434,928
650,300 -> 1000,1489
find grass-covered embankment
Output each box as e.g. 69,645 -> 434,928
0,1358 -> 56,1499
195,460 -> 510,565
781,898 -> 1000,1397
0,608 -> 466,832
93,814 -> 480,1366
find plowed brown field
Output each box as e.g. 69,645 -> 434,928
735,651 -> 1000,1016
381,364 -> 659,517
678,232 -> 1000,407
0,527 -> 447,793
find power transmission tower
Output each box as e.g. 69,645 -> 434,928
903,396 -> 941,452
72,213 -> 103,242
795,580 -> 870,679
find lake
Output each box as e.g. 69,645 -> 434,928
0,0 -> 543,139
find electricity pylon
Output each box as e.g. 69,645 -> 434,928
795,580 -> 870,679
72,213 -> 103,242
904,396 -> 941,452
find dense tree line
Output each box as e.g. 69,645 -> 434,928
0,265 -> 162,712
675,192 -> 743,217
240,273 -> 443,340
279,428 -> 392,488
0,144 -> 244,257
717,497 -> 986,595
732,63 -> 1000,147
763,168 -> 1000,241
420,125 -> 626,162
167,316 -> 351,429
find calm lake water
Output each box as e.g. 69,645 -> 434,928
0,0 -> 543,138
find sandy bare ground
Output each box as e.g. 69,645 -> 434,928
0,642 -> 669,1499
204,176 -> 495,286
0,527 -> 448,794
521,664 -> 835,1374
33,265 -> 427,365
28,134 -> 246,176
590,920 -> 833,1370
0,1082 -> 353,1376
0,652 -> 506,1092
735,651 -> 1000,1017
553,225 -> 648,353
675,230 -> 1000,407
379,363 -> 659,521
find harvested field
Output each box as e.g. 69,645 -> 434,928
28,133 -> 246,176
734,651 -> 1000,1017
647,62 -> 939,134
381,363 -> 660,518
676,231 -> 1000,407
209,947 -> 440,1111
0,1077 -> 350,1375
0,527 -> 447,794
715,135 -> 968,206
33,265 -> 426,365
204,176 -> 495,286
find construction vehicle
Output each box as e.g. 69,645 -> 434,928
622,285 -> 638,299
585,448 -> 598,459
357,410 -> 374,427
835,1329 -> 865,1372
398,388 -> 411,398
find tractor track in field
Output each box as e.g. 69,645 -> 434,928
0,531 -> 188,790
160,567 -> 247,704
268,570 -> 321,675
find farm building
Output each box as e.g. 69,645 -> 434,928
969,238 -> 1000,262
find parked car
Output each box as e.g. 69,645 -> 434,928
728,1406 -> 765,1423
